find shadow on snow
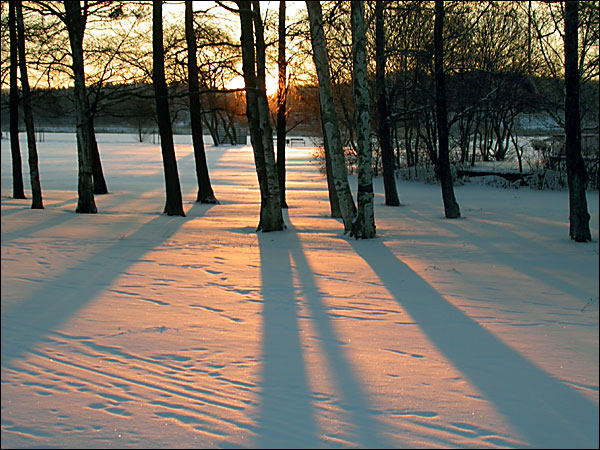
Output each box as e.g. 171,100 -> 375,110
255,221 -> 392,448
350,237 -> 598,449
1,202 -> 215,369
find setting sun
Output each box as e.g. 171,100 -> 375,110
227,72 -> 281,96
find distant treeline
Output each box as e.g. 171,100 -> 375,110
2,72 -> 597,155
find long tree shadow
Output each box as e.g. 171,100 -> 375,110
0,149 -> 194,245
256,232 -> 318,448
1,202 -> 214,370
2,143 -> 232,370
0,196 -> 77,217
1,209 -> 80,246
404,207 -> 598,306
287,225 -> 392,448
0,192 -> 140,246
1,139 -> 218,245
351,238 -> 598,449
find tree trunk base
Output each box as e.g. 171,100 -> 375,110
444,206 -> 461,219
93,183 -> 109,195
197,194 -> 219,204
350,223 -> 376,239
76,205 -> 97,214
164,207 -> 186,217
570,212 -> 591,242
257,221 -> 286,233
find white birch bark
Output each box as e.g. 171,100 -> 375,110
238,0 -> 284,232
350,0 -> 375,239
306,1 -> 356,233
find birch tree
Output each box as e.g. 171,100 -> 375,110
185,0 -> 218,204
350,0 -> 375,239
276,0 -> 288,208
306,0 -> 356,233
564,1 -> 591,242
320,109 -> 342,218
236,0 -> 285,232
16,0 -> 43,209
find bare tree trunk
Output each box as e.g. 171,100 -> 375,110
375,0 -> 400,206
88,117 -> 108,194
564,1 -> 591,242
153,0 -> 185,216
471,115 -> 479,167
394,126 -> 401,168
252,0 -> 283,228
9,0 -> 25,200
64,1 -> 96,214
204,114 -> 220,146
350,0 -> 375,239
237,0 -> 284,232
320,104 -> 342,218
16,0 -> 42,209
276,0 -> 288,208
434,0 -> 460,219
306,0 -> 356,233
414,124 -> 420,169
404,124 -> 413,167
509,132 -> 523,174
86,90 -> 108,195
185,0 -> 218,204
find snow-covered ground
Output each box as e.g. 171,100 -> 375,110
1,133 -> 598,449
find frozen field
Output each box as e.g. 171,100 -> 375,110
1,132 -> 598,448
